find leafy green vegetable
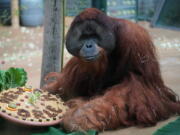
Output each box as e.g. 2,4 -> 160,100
28,91 -> 41,105
34,91 -> 41,98
0,67 -> 27,91
28,93 -> 37,105
0,70 -> 7,90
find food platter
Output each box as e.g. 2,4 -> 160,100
0,87 -> 68,126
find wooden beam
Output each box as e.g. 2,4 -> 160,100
40,0 -> 65,87
11,0 -> 19,28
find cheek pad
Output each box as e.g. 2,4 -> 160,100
98,32 -> 115,52
66,39 -> 82,57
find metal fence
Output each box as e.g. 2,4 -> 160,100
137,0 -> 160,21
66,0 -> 91,16
107,0 -> 137,21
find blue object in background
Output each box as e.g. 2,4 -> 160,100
0,0 -> 11,25
19,0 -> 44,27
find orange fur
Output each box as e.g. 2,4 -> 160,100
44,8 -> 180,132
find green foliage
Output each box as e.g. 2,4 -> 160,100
28,91 -> 41,105
0,67 -> 27,91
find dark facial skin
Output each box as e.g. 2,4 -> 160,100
79,38 -> 100,61
66,20 -> 115,62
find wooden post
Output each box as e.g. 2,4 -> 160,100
11,0 -> 19,28
40,0 -> 65,87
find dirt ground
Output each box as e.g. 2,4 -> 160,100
0,19 -> 180,135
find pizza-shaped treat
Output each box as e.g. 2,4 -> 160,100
0,87 -> 68,126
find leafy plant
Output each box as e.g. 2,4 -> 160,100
0,67 -> 27,91
28,91 -> 41,105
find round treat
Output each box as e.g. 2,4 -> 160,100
0,87 -> 68,126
